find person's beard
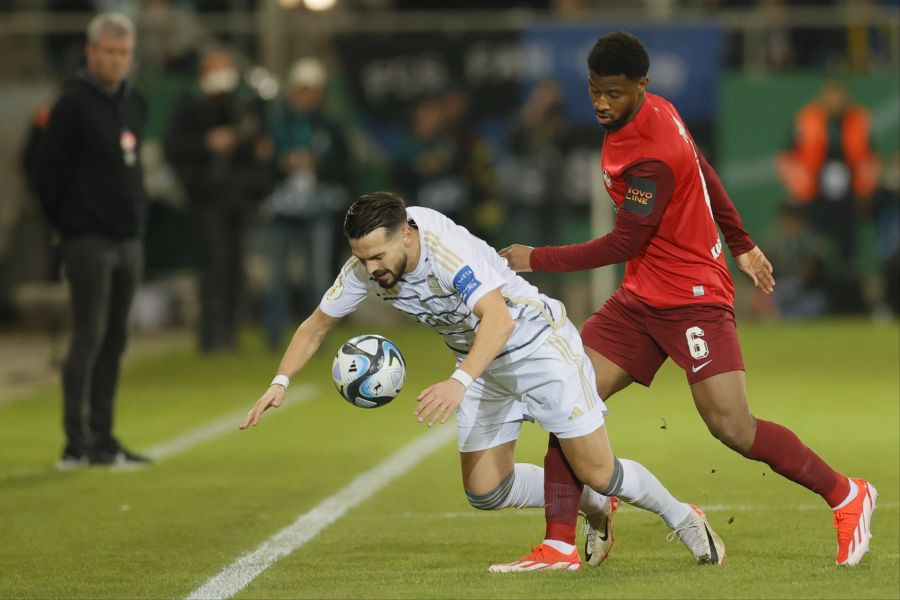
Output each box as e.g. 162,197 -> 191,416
597,111 -> 627,132
373,255 -> 408,289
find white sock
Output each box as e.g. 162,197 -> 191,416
502,463 -> 546,509
542,539 -> 577,554
614,458 -> 691,529
581,485 -> 611,518
504,464 -> 612,515
832,478 -> 858,511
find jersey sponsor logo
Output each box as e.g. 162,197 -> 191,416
623,175 -> 656,216
452,266 -> 481,303
602,169 -> 612,189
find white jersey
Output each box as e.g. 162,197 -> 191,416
319,206 -> 565,366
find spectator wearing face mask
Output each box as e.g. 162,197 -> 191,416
164,49 -> 271,354
262,57 -> 350,351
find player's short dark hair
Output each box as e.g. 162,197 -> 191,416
587,31 -> 650,80
343,191 -> 408,240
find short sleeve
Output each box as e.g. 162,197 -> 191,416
424,230 -> 505,312
319,257 -> 368,317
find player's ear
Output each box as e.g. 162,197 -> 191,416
638,77 -> 648,94
401,225 -> 415,247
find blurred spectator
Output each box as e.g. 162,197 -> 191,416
21,104 -> 52,197
393,97 -> 470,225
759,0 -> 796,69
164,49 -> 271,354
762,204 -> 830,319
496,80 -> 572,298
263,57 -> 351,351
138,0 -> 209,75
440,86 -> 500,242
35,13 -> 151,468
872,152 -> 900,317
777,79 -> 880,313
497,81 -> 568,246
14,103 -> 61,323
43,0 -> 97,77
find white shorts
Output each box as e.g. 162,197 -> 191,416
456,318 -> 607,452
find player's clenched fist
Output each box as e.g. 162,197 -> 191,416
239,385 -> 286,429
498,244 -> 534,273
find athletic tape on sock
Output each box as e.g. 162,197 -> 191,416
466,471 -> 514,510
601,458 -> 624,497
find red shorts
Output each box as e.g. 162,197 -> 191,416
581,288 -> 744,386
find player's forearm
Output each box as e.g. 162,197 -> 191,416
275,308 -> 339,379
699,154 -> 755,256
457,310 -> 514,380
530,223 -> 650,273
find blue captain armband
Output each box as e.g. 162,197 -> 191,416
452,266 -> 482,304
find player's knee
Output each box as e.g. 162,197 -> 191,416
465,471 -> 514,511
570,456 -> 617,495
590,457 -> 621,496
707,417 -> 753,454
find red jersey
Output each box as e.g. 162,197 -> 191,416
531,92 -> 754,308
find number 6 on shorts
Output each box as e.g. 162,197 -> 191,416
685,326 -> 709,360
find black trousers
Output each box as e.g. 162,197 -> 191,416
61,236 -> 142,448
193,203 -> 245,353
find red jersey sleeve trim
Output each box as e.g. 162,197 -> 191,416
530,160 -> 674,273
699,153 -> 756,256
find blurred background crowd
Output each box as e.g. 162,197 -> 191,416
1,0 -> 898,357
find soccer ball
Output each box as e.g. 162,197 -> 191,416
332,334 -> 406,409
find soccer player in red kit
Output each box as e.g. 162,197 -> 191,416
500,31 -> 876,567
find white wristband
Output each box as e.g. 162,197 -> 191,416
450,369 -> 474,389
270,374 -> 290,389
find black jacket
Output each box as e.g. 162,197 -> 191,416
164,90 -> 271,207
36,73 -> 149,240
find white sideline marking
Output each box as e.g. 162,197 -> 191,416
114,385 -> 317,469
186,426 -> 455,600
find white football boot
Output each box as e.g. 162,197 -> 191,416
666,504 -> 726,565
583,496 -> 619,566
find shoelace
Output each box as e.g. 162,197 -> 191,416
832,510 -> 857,540
665,527 -> 688,543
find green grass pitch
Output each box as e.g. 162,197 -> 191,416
0,319 -> 897,599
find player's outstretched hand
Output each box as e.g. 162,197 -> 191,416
239,385 -> 286,429
415,379 -> 466,427
498,244 -> 534,273
735,245 -> 775,295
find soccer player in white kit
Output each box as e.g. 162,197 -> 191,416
241,192 -> 726,571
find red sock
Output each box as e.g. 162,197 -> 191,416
746,419 -> 850,507
544,434 -> 583,545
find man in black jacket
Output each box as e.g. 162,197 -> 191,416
164,49 -> 271,354
37,13 -> 151,469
